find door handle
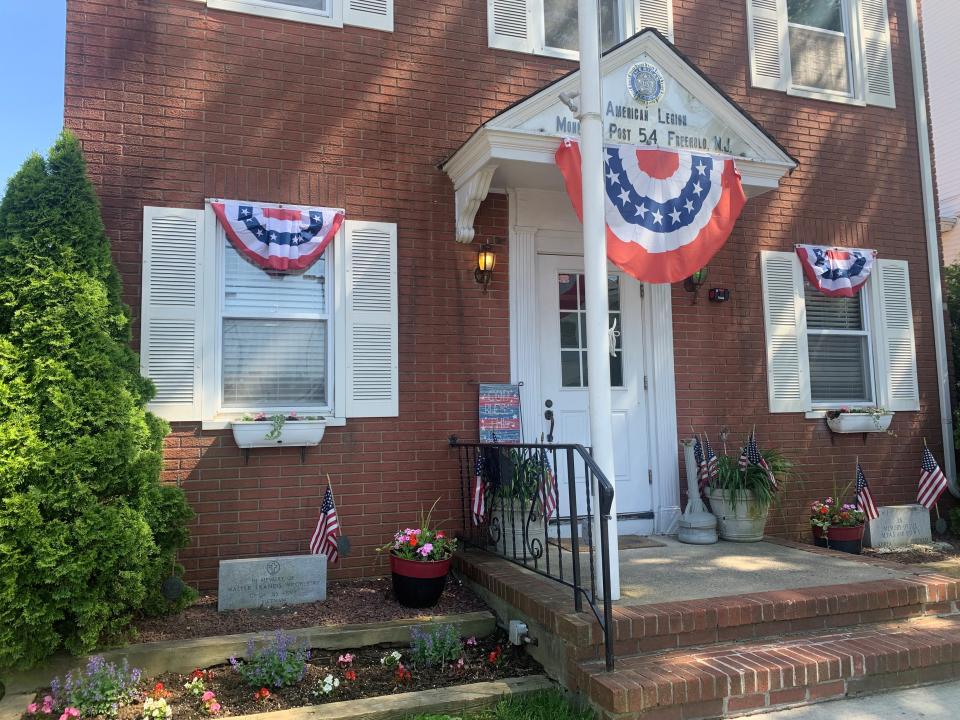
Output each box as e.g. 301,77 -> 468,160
544,399 -> 554,444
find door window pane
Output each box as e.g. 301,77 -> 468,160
557,272 -> 625,388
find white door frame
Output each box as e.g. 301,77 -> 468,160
506,187 -> 681,535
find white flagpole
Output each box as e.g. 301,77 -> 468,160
577,0 -> 620,600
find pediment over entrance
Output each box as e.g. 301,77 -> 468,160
444,29 -> 797,243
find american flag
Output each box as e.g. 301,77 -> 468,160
917,446 -> 947,509
693,436 -> 707,491
471,452 -> 486,525
703,434 -> 719,488
742,431 -> 777,490
536,450 -> 559,521
855,462 -> 879,521
309,484 -> 340,563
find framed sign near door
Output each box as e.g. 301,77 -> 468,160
478,383 -> 522,444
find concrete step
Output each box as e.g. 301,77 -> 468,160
576,615 -> 960,719
579,573 -> 960,662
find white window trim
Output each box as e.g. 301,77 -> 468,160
207,0 -> 343,27
783,0 -> 868,105
805,282 -> 878,409
200,201 -> 346,429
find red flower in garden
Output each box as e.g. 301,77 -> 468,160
254,688 -> 270,701
408,537 -> 418,547
191,669 -> 205,680
487,646 -> 503,666
394,664 -> 412,684
148,682 -> 171,700
344,670 -> 357,682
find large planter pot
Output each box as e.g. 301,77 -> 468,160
826,412 -> 893,434
812,524 -> 864,555
390,554 -> 451,608
231,420 -> 326,448
490,502 -> 548,559
706,488 -> 770,542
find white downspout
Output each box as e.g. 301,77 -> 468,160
577,0 -> 621,598
906,0 -> 959,497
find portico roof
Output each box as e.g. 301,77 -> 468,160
443,29 -> 798,243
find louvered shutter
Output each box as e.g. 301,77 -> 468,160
747,0 -> 789,91
344,0 -> 392,31
761,251 -> 811,413
344,220 -> 398,417
141,207 -> 204,421
859,0 -> 895,108
488,0 -> 534,53
636,0 -> 673,41
874,259 -> 919,411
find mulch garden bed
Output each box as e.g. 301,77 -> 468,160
134,577 -> 488,644
23,631 -> 540,720
862,533 -> 960,565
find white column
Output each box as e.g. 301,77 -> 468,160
508,219 -> 541,441
577,0 -> 620,599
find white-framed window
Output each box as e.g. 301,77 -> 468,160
139,205 -> 399,426
206,0 -> 392,32
803,282 -> 875,406
747,0 -> 895,107
760,250 -> 919,414
488,0 -> 673,58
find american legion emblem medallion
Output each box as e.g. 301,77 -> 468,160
626,62 -> 665,105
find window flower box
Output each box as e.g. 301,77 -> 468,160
231,413 -> 327,448
825,408 -> 893,434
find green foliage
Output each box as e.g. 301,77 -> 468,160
711,450 -> 794,512
944,264 -> 960,397
404,689 -> 595,720
409,624 -> 463,668
950,507 -> 960,537
0,136 -> 194,670
231,631 -> 309,688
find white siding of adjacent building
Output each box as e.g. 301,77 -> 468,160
923,0 -> 960,220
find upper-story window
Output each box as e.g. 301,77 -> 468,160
747,0 -> 895,107
488,0 -> 673,58
206,0 -> 392,32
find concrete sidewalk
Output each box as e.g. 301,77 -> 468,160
746,681 -> 960,718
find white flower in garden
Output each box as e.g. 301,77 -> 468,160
381,650 -> 402,667
142,698 -> 172,720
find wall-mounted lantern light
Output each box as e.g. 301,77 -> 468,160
475,243 -> 497,293
683,266 -> 708,300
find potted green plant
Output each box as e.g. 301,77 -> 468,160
489,449 -> 549,558
382,501 -> 458,608
810,492 -> 866,554
825,407 -> 893,434
231,411 -> 327,448
706,450 -> 792,542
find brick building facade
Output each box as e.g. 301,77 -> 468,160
64,0 -> 955,591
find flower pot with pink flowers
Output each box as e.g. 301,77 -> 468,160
382,501 -> 458,608
810,491 -> 866,555
231,412 -> 326,448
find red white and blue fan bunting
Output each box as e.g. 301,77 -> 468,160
555,139 -> 747,283
211,201 -> 344,273
795,245 -> 877,297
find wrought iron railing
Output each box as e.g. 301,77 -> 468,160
449,436 -> 615,671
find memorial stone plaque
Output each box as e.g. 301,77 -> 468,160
218,555 -> 327,611
864,504 -> 932,548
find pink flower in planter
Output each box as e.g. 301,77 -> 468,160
465,636 -> 477,647
254,412 -> 267,421
201,691 -> 216,702
338,653 -> 354,667
208,703 -> 221,715
418,543 -> 434,557
58,708 -> 79,720
27,704 -> 38,714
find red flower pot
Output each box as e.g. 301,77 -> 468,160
812,524 -> 865,555
389,554 -> 451,608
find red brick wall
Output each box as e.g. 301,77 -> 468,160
64,0 -> 953,589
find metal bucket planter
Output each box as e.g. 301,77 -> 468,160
706,488 -> 769,542
490,503 -> 547,561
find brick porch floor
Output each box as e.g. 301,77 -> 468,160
453,539 -> 960,719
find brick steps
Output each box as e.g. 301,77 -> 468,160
577,615 -> 960,719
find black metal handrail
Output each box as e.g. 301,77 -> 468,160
449,436 -> 615,671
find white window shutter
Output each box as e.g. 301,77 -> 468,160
859,0 -> 895,108
761,251 -> 811,413
747,0 -> 789,91
488,0 -> 535,53
343,0 -> 392,32
874,259 -> 919,411
141,207 -> 204,422
636,0 -> 673,41
344,220 -> 399,418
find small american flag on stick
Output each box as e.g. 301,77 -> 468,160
855,461 -> 879,521
693,435 -> 707,493
536,450 -> 559,521
704,434 -> 719,488
471,451 -> 486,525
310,481 -> 340,563
918,444 -> 947,510
741,429 -> 777,490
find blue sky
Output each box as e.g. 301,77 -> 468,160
0,3 -> 66,193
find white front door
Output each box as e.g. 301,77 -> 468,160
536,253 -> 653,534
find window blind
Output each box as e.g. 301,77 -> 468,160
224,243 -> 327,317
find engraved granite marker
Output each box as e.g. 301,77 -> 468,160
218,555 -> 327,611
863,504 -> 932,548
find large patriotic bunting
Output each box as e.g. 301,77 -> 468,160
795,245 -> 877,297
555,139 -> 746,283
211,200 -> 344,273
